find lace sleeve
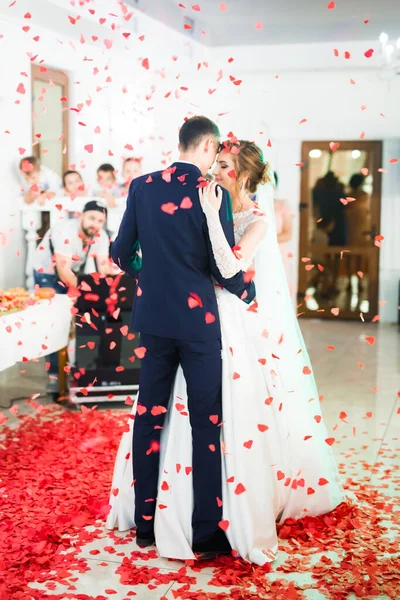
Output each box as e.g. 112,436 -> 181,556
202,201 -> 267,278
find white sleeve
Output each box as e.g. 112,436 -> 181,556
202,201 -> 267,278
51,224 -> 73,257
94,231 -> 110,256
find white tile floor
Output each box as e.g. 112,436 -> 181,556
1,319 -> 399,599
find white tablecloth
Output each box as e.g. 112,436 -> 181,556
0,295 -> 73,372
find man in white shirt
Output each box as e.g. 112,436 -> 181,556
33,200 -> 111,391
34,200 -> 110,289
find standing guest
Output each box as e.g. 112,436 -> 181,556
346,173 -> 371,246
345,173 -> 371,307
19,156 -> 62,205
33,200 -> 111,392
63,170 -> 88,198
93,163 -> 120,209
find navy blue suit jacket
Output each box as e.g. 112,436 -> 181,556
111,162 -> 256,341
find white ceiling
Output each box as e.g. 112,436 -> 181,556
128,0 -> 400,47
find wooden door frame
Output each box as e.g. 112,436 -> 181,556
31,64 -> 69,174
298,140 -> 382,320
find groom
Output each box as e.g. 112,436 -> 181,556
111,116 -> 255,554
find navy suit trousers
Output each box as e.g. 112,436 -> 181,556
133,333 -> 223,544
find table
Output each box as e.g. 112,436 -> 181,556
0,295 -> 73,373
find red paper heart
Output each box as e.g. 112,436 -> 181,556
218,520 -> 230,531
188,297 -> 199,309
205,312 -> 216,324
161,202 -> 178,215
134,347 -> 147,359
234,483 -> 246,495
180,196 -> 192,209
243,440 -> 253,449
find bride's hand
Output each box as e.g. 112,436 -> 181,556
198,182 -> 223,212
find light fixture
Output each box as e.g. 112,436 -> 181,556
378,31 -> 400,79
309,149 -> 322,158
351,149 -> 361,159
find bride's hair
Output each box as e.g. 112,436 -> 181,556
219,139 -> 271,194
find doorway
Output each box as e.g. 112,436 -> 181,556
298,141 -> 382,320
31,64 -> 69,175
31,64 -> 69,240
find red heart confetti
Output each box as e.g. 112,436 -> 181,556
161,202 -> 178,215
234,483 -> 246,495
205,312 -> 216,324
134,347 -> 147,359
180,196 -> 193,209
218,519 -> 230,531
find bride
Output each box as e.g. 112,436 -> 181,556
106,138 -> 344,565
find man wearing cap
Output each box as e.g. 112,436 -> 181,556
33,200 -> 111,391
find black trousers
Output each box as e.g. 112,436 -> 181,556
133,333 -> 223,544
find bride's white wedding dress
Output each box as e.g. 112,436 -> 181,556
106,181 -> 344,565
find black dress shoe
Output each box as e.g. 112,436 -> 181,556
192,529 -> 232,558
136,528 -> 155,548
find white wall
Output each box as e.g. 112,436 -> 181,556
178,40 -> 400,322
0,5 -> 399,321
0,0 -> 211,289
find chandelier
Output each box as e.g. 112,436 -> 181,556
379,32 -> 400,79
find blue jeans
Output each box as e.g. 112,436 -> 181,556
33,271 -> 67,375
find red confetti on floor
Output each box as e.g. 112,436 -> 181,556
0,406 -> 399,599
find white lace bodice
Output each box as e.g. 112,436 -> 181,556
233,208 -> 265,244
202,201 -> 268,278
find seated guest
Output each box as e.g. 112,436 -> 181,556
33,200 -> 111,392
63,169 -> 88,198
19,156 -> 62,204
93,163 -> 121,208
119,157 -> 143,195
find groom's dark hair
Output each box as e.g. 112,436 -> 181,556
179,116 -> 220,151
